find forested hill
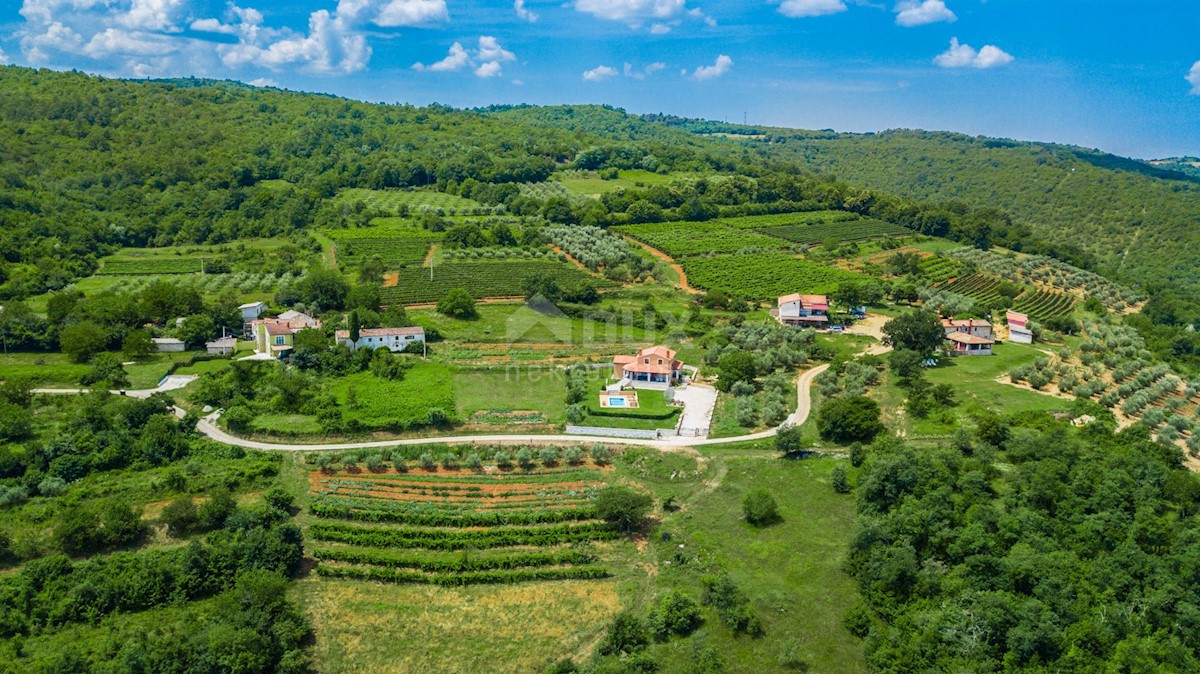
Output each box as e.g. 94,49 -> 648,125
491,106 -> 1200,294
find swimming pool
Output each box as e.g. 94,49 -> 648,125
609,397 -> 627,407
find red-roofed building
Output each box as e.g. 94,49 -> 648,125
250,312 -> 322,359
941,318 -> 994,340
614,346 -> 684,389
1006,311 -> 1033,344
945,330 -> 995,356
776,294 -> 830,327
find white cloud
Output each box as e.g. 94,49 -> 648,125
624,61 -> 666,79
774,0 -> 847,18
476,36 -> 515,63
0,47 -> 7,64
414,36 -> 517,78
374,0 -> 448,27
575,0 -> 686,23
515,0 -> 538,22
689,54 -> 732,81
574,0 -> 710,30
934,37 -> 1012,69
16,0 -> 444,78
413,41 -> 469,71
895,0 -> 955,27
248,76 -> 277,86
474,61 -> 502,78
1187,60 -> 1200,95
583,65 -> 618,81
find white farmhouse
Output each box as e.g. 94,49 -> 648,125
335,327 -> 426,353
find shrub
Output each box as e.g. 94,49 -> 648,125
831,466 -> 850,493
516,448 -> 535,470
264,487 -> 295,512
598,612 -> 649,656
702,573 -> 762,635
774,424 -> 807,454
817,396 -> 884,443
743,488 -> 781,526
843,605 -> 872,638
440,453 -> 459,470
465,453 -> 483,471
594,486 -> 653,533
591,444 -> 612,465
539,447 -> 559,467
162,497 -> 199,537
647,591 -> 703,641
365,455 -> 385,473
419,453 -> 437,471
197,489 -> 237,530
393,457 -> 409,473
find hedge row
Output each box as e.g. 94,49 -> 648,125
311,547 -> 596,573
308,521 -> 619,550
309,500 -> 597,527
315,564 -> 612,586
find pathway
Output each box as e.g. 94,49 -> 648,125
33,374 -> 198,399
623,237 -> 701,294
190,364 -> 830,453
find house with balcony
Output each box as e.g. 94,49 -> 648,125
613,346 -> 684,389
776,294 -> 830,328
335,327 -> 425,352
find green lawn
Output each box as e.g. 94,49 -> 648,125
330,361 -> 457,431
453,367 -> 567,423
0,352 -> 89,386
410,303 -> 657,347
556,169 -> 678,195
646,456 -> 867,673
252,413 -> 323,435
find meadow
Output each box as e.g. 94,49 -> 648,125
328,362 -> 457,431
379,260 -> 610,305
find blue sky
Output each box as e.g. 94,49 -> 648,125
3,0 -> 1198,158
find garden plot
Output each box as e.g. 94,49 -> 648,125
303,446 -> 621,587
681,253 -> 867,300
378,259 -> 611,305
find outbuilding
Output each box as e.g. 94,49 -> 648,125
151,337 -> 186,353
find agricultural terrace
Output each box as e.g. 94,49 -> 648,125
615,221 -> 790,258
335,187 -> 500,215
379,260 -> 612,305
682,253 -> 867,300
305,445 -> 618,587
917,255 -> 962,283
325,225 -> 443,268
934,274 -> 1077,321
946,246 -> 1145,310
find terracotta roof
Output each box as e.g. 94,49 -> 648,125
613,355 -> 637,365
335,327 -> 425,339
621,361 -> 676,375
942,319 -> 993,328
778,294 -> 828,308
946,331 -> 995,345
264,323 -> 293,336
639,345 -> 677,360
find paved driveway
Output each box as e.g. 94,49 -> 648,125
674,384 -> 718,436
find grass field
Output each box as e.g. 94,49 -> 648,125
328,362 -> 457,431
453,367 -> 567,424
646,455 -> 867,673
410,303 -> 658,348
379,260 -> 610,305
335,188 -> 490,214
556,169 -> 678,195
924,343 -> 1070,415
0,352 -> 90,386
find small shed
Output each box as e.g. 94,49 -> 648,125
152,337 -> 186,353
239,302 -> 266,321
205,336 -> 237,356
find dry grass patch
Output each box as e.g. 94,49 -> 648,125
300,577 -> 620,673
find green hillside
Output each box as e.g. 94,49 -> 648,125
491,106 -> 1200,294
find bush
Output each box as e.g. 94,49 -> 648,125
162,497 -> 199,537
465,453 -> 483,471
701,573 -> 762,636
594,486 -> 653,533
831,466 -> 850,493
516,448 -> 535,470
743,488 -> 781,526
591,444 -> 612,465
647,590 -> 703,641
419,453 -> 437,471
264,487 -> 295,512
774,424 -> 807,454
197,489 -> 237,530
817,396 -> 884,443
843,605 -> 872,638
437,288 -> 478,319
598,612 -> 649,656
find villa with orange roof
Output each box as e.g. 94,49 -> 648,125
613,346 -> 685,389
942,318 -> 995,356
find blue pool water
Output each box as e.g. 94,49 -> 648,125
609,398 -> 627,407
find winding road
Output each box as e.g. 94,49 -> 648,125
32,365 -> 830,453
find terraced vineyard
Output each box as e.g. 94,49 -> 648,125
681,253 -> 867,299
1011,288 -> 1078,320
336,187 -> 499,214
718,211 -> 862,229
379,260 -> 611,305
305,452 -> 617,586
326,226 -> 443,267
918,256 -> 963,283
935,274 -> 1006,306
615,221 -> 789,257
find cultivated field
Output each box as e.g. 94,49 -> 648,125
379,260 -> 610,305
682,253 -> 867,299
